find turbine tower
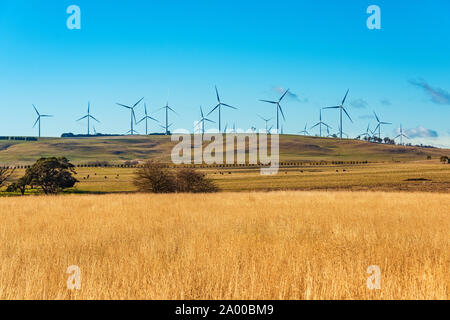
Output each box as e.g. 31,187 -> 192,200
32,104 -> 52,138
137,103 -> 158,135
76,102 -> 99,136
207,86 -> 236,133
337,125 -> 349,138
310,109 -> 331,137
373,111 -> 391,139
323,89 -> 352,139
257,114 -> 273,133
260,88 -> 289,133
158,101 -> 177,135
394,124 -> 409,145
116,97 -> 144,135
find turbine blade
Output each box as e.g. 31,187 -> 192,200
260,100 -> 277,104
279,88 -> 289,102
342,108 -> 353,123
133,97 -> 144,108
206,104 -> 219,116
323,106 -> 340,109
373,111 -> 380,122
278,104 -> 286,121
32,105 -> 40,116
167,106 -> 178,115
215,86 -> 220,102
32,117 -> 39,128
342,89 -> 349,105
77,115 -> 88,121
310,123 -> 320,129
117,103 -> 131,109
205,118 -> 215,123
90,115 -> 100,123
222,103 -> 236,109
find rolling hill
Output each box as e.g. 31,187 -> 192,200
0,134 -> 448,165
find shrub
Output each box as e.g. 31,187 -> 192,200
175,168 -> 218,193
134,161 -> 219,193
133,160 -> 177,193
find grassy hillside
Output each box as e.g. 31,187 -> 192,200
0,134 -> 448,165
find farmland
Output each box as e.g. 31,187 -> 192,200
0,135 -> 448,300
0,191 -> 448,299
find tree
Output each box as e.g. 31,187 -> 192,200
0,167 -> 15,188
6,176 -> 28,195
134,160 -> 219,193
440,156 -> 449,163
176,168 -> 218,193
133,160 -> 177,193
24,157 -> 78,194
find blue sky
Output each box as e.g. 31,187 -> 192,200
0,0 -> 449,147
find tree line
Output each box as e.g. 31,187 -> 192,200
0,157 -> 218,195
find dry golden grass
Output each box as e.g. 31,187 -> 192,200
0,191 -> 448,300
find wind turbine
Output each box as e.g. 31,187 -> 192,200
196,106 -> 215,135
360,123 -> 372,138
298,123 -> 309,136
394,124 -> 409,145
310,109 -> 331,137
260,88 -> 289,133
32,105 -> 52,138
337,125 -> 349,138
326,126 -> 333,137
137,103 -> 158,135
116,97 -> 144,135
323,89 -> 352,139
77,102 -> 99,136
257,114 -> 273,133
373,111 -> 391,139
207,86 -> 236,133
158,101 -> 177,135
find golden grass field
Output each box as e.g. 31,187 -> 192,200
0,191 -> 448,300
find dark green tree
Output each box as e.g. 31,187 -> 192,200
24,157 -> 78,194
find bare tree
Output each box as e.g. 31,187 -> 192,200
0,167 -> 15,188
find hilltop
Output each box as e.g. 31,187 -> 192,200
0,134 -> 448,165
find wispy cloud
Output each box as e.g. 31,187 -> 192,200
380,98 -> 391,106
273,86 -> 308,103
405,126 -> 438,138
350,98 -> 368,109
409,78 -> 450,105
358,114 -> 375,120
